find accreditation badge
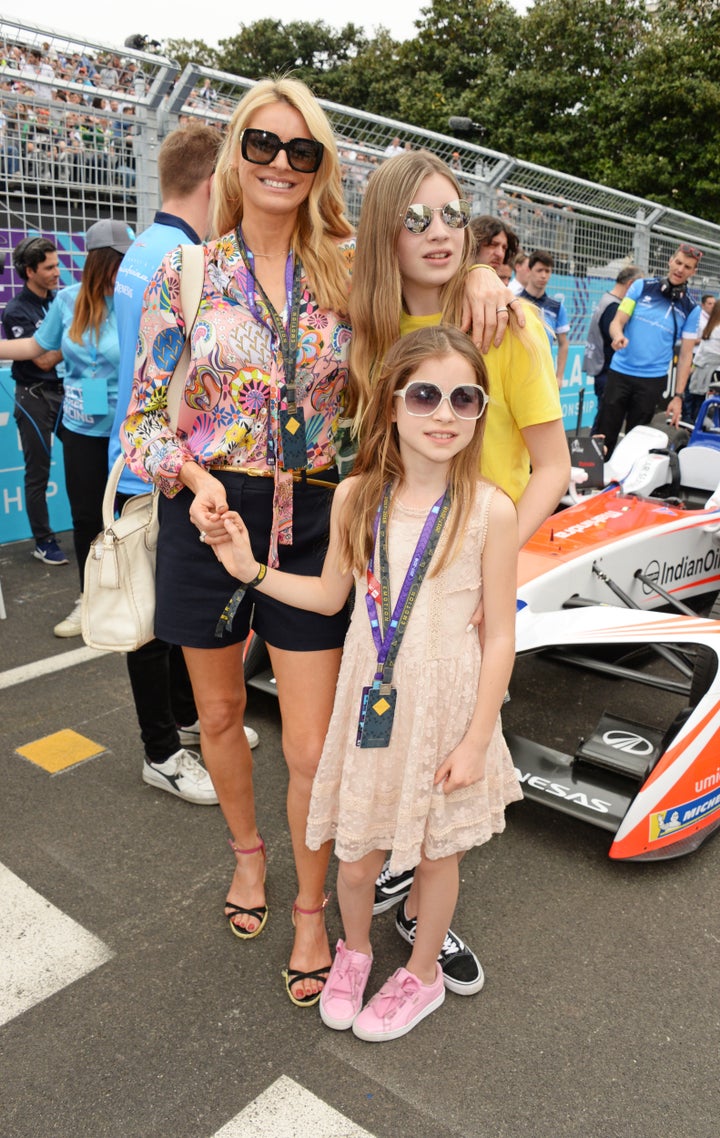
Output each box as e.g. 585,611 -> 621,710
356,683 -> 397,749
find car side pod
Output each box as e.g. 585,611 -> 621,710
511,606 -> 720,861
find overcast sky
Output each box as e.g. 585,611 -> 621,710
4,3 -> 423,51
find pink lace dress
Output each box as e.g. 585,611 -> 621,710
306,482 -> 522,872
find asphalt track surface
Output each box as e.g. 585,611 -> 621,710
1,531 -> 718,1138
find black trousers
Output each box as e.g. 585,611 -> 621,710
14,383 -> 64,544
595,368 -> 667,458
125,638 -> 198,763
61,429 -> 109,593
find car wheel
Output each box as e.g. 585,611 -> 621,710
243,630 -> 270,683
689,594 -> 720,706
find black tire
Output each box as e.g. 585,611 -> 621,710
689,594 -> 720,706
243,631 -> 270,683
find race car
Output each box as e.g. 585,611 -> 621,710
509,395 -> 720,861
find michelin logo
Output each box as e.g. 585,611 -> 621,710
649,785 -> 720,841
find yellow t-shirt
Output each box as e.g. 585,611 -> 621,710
398,307 -> 560,503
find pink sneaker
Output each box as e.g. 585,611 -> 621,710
319,939 -> 373,1031
352,964 -> 445,1042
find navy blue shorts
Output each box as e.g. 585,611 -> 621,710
155,470 -> 348,651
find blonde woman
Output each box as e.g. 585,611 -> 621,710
122,78 -> 354,1006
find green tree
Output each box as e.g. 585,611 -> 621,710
163,38 -> 220,70
215,20 -> 368,86
473,0 -> 646,176
598,0 -> 720,216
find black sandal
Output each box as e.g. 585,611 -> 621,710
225,836 -> 268,940
282,895 -> 331,1007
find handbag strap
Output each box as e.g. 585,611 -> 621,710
166,242 -> 206,432
103,243 -> 206,527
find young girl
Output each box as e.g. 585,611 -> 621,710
215,325 -> 522,1042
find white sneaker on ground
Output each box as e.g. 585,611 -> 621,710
142,748 -> 218,805
53,596 -> 83,638
177,720 -> 260,749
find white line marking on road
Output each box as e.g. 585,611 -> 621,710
0,864 -> 114,1028
213,1075 -> 376,1137
0,645 -> 110,691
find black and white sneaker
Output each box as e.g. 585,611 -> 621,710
395,900 -> 485,996
373,861 -> 416,915
142,748 -> 218,805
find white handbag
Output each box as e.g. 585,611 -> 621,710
81,243 -> 205,652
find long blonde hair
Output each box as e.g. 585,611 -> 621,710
340,326 -> 489,578
211,77 -> 353,314
69,247 -> 123,344
347,152 -> 474,426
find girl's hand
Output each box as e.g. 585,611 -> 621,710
187,478 -> 229,544
434,738 -> 487,795
466,599 -> 484,640
214,512 -> 260,581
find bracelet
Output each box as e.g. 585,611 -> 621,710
468,263 -> 497,273
245,563 -> 268,588
671,394 -> 682,400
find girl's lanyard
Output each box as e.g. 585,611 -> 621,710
357,485 -> 451,749
236,229 -> 308,470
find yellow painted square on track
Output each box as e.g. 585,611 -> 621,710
16,730 -> 106,773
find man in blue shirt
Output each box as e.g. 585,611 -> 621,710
519,249 -> 569,385
2,237 -> 65,564
598,244 -> 701,455
111,124 -> 258,806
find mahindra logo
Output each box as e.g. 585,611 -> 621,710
602,730 -> 654,756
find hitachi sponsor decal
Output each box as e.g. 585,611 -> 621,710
515,770 -> 611,814
642,548 -> 720,593
649,786 -> 720,842
553,510 -> 624,541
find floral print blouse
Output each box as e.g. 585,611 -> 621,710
121,230 -> 354,565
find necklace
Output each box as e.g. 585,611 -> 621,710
250,250 -> 290,259
394,486 -> 448,511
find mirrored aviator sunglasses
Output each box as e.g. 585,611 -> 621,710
240,128 -> 324,173
395,381 -> 488,420
402,199 -> 471,234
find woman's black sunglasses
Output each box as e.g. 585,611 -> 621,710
240,128 -> 324,174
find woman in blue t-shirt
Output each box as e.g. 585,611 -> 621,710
0,219 -> 133,634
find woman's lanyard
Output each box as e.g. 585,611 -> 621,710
78,310 -> 111,417
236,229 -> 308,469
357,484 -> 451,748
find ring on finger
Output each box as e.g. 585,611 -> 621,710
496,306 -> 508,313
199,531 -> 207,544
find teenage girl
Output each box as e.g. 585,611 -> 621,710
346,150 -> 569,985
215,325 -> 522,1041
348,151 -> 569,546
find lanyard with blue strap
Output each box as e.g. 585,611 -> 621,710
236,228 -> 308,470
358,484 -> 451,748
